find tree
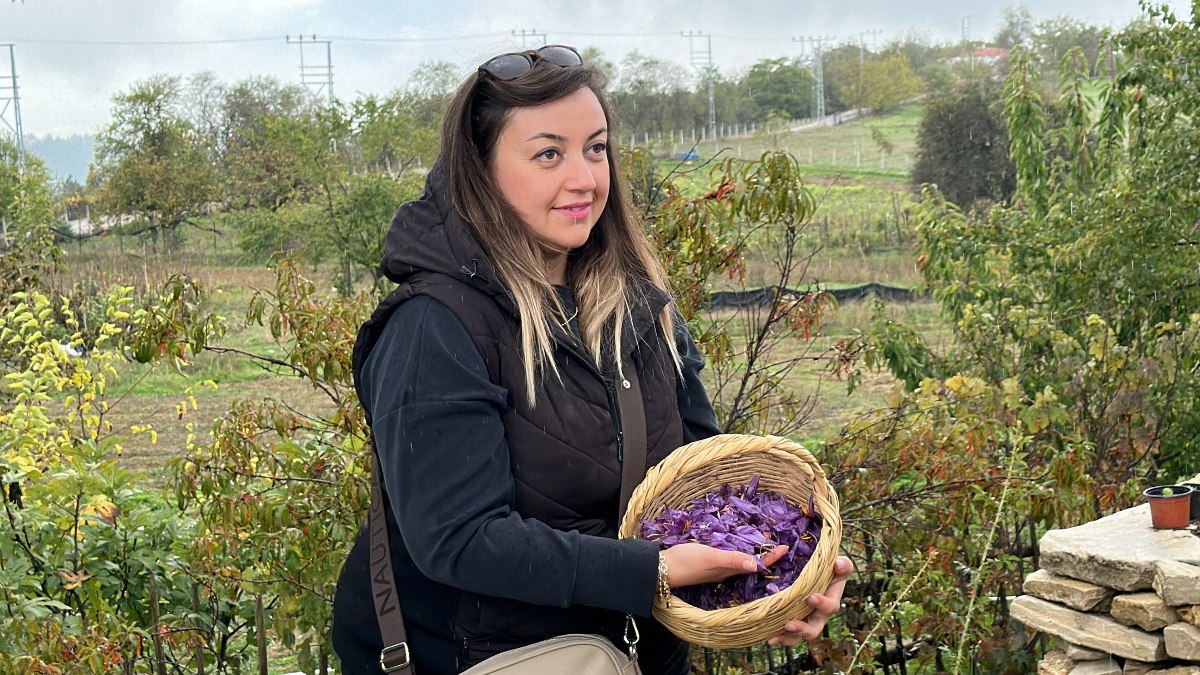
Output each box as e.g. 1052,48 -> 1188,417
911,75 -> 1016,209
739,57 -> 814,122
405,59 -> 459,101
91,75 -> 219,249
220,76 -> 314,209
819,43 -> 865,113
1032,15 -> 1107,76
184,70 -> 228,161
859,53 -> 924,111
579,46 -> 617,82
994,5 -> 1035,49
881,32 -> 958,78
0,136 -> 57,257
610,50 -> 698,133
230,100 -> 429,292
353,93 -> 438,177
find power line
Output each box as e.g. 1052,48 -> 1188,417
0,29 -> 802,47
319,32 -> 509,44
0,33 -> 511,46
0,35 -> 281,46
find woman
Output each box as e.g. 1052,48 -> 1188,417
332,45 -> 853,674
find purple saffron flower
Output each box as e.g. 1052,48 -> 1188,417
639,475 -> 824,610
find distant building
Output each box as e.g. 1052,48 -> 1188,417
946,46 -> 1013,72
972,47 -> 1012,65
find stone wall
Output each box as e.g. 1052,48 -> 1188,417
1012,475 -> 1200,675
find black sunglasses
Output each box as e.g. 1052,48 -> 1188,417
478,45 -> 583,81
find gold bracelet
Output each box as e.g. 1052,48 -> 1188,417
656,551 -> 672,606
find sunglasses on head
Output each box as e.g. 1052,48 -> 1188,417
478,45 -> 584,81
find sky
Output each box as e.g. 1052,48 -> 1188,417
0,0 -> 1193,139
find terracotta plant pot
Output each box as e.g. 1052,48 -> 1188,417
1183,482 -> 1200,521
1144,485 -> 1194,529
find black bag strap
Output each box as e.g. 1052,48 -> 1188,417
368,353 -> 649,673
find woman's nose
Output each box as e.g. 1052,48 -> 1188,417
564,155 -> 598,192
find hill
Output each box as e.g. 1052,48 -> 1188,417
27,133 -> 93,181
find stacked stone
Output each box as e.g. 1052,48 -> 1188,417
1010,484 -> 1200,675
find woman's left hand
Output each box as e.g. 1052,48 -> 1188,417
766,555 -> 854,647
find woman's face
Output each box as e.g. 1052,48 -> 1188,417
491,87 -> 610,275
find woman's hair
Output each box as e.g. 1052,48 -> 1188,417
442,55 -> 681,406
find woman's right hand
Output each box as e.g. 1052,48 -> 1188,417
661,543 -> 790,588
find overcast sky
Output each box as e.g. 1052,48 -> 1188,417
1,0 -> 1192,139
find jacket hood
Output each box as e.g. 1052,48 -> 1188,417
378,160 -> 513,313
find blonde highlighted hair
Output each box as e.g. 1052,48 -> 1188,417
442,57 -> 680,405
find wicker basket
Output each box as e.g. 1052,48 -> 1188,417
618,434 -> 841,649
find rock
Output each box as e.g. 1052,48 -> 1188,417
1163,622 -> 1200,660
1011,595 -> 1168,662
1154,561 -> 1200,607
1179,605 -> 1200,626
1144,667 -> 1200,675
1040,507 -> 1200,591
1112,593 -> 1181,631
1027,569 -> 1116,611
1063,640 -> 1110,661
1071,660 -> 1122,675
1040,649 -> 1072,675
1126,660 -> 1157,675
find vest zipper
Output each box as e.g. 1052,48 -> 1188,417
554,334 -> 625,462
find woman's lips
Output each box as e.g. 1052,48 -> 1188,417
554,202 -> 592,219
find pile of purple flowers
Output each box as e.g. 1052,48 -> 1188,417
639,475 -> 823,610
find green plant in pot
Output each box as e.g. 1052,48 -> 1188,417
1143,484 -> 1194,529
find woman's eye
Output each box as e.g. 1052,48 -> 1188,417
536,148 -> 561,161
589,142 -> 607,155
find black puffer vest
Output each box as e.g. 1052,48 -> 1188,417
344,163 -> 687,670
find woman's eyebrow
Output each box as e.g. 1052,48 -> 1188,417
525,128 -> 608,143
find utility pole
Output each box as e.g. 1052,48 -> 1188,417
681,30 -> 716,141
859,29 -> 883,66
0,44 -> 25,167
286,35 -> 334,106
961,16 -> 974,71
796,36 -> 833,121
512,29 -> 547,49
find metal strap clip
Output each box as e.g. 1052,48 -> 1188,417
380,642 -> 411,672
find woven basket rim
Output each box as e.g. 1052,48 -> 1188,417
619,434 -> 842,648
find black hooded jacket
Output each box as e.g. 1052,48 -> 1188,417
332,164 -> 721,674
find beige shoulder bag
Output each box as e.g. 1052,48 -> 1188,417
372,359 -> 649,674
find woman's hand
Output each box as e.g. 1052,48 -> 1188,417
767,555 -> 854,647
661,543 -> 790,587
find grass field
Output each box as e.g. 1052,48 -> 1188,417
648,103 -> 922,178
